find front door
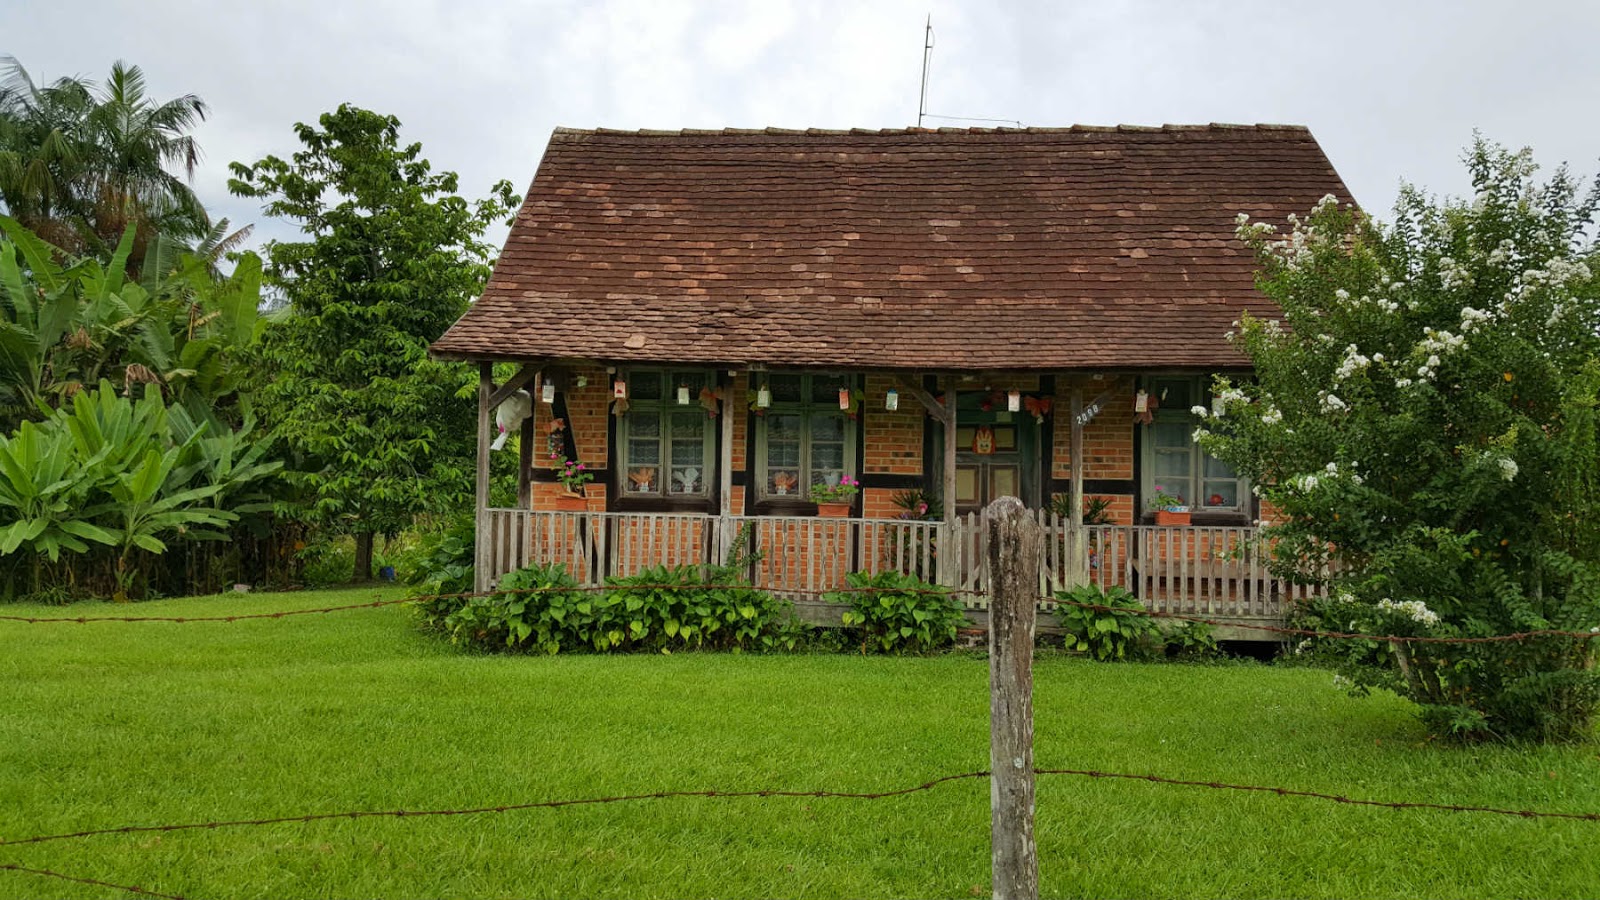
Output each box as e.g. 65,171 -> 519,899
952,418 -> 1034,515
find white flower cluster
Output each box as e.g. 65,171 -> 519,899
1378,598 -> 1440,626
1418,326 -> 1466,355
1260,406 -> 1283,426
1190,405 -> 1209,419
1497,456 -> 1518,481
1333,344 -> 1371,382
1322,461 -> 1364,485
1520,257 -> 1592,290
1318,392 -> 1348,413
1438,256 -> 1473,291
1458,306 -> 1491,333
1486,239 -> 1515,267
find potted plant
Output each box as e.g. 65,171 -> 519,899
810,474 -> 860,517
1148,485 -> 1190,526
552,453 -> 592,511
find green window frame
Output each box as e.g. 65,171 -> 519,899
1141,376 -> 1250,515
617,369 -> 716,499
753,373 -> 857,503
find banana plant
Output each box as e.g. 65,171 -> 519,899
0,216 -> 79,415
0,419 -> 117,597
104,442 -> 234,600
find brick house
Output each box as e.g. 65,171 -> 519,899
432,125 -> 1353,625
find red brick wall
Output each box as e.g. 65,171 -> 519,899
862,374 -> 923,475
1052,376 -> 1135,481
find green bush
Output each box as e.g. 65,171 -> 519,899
1162,620 -> 1220,659
1055,585 -> 1163,661
830,570 -> 966,653
398,514 -> 475,598
422,561 -> 807,655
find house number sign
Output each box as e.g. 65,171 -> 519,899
1073,390 -> 1114,427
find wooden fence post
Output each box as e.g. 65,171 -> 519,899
986,496 -> 1040,900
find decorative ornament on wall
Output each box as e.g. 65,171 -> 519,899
972,425 -> 996,455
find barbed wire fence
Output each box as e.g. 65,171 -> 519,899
4,510 -> 1600,898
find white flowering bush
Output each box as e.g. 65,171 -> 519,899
1201,140 -> 1600,741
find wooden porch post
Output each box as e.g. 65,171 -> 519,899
1068,387 -> 1087,588
719,374 -> 736,563
944,388 -> 958,530
517,407 -> 536,509
475,363 -> 494,593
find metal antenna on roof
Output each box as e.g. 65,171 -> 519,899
915,16 -> 1023,129
918,15 -> 933,128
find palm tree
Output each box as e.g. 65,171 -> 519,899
0,58 -> 96,248
0,57 -> 211,260
79,61 -> 210,254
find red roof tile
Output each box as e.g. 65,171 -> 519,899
432,125 -> 1355,371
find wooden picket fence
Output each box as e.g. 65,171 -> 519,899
479,508 -> 1325,625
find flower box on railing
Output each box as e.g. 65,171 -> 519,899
816,501 -> 852,518
1153,508 -> 1191,526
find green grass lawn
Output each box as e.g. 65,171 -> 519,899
3,588 -> 1598,899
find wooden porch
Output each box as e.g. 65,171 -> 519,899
479,509 -> 1323,639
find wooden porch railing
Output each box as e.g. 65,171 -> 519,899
479,508 -> 1326,623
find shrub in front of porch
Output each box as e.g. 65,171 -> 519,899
1203,140 -> 1600,741
421,561 -> 809,654
830,571 -> 966,654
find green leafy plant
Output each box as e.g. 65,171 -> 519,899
422,551 -> 808,655
810,474 -> 860,504
831,570 -> 965,653
1163,621 -> 1220,659
1055,584 -> 1163,661
1049,493 -> 1115,524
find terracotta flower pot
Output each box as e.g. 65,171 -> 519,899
1153,509 -> 1191,526
816,501 -> 853,518
553,492 -> 587,512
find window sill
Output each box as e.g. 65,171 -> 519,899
1139,512 -> 1253,527
610,496 -> 717,514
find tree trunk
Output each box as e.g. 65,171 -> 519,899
354,532 -> 375,582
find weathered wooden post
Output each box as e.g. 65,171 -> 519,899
985,496 -> 1041,900
474,363 -> 494,594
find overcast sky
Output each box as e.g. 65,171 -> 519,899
5,0 -> 1598,255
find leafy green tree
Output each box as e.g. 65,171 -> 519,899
228,104 -> 515,581
1199,139 -> 1600,741
0,57 -> 210,258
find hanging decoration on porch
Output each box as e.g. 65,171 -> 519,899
756,383 -> 772,409
835,388 -> 865,420
884,388 -> 899,411
699,386 -> 723,418
972,425 -> 996,455
540,380 -> 556,404
1022,396 -> 1052,424
610,377 -> 630,416
676,383 -> 691,405
489,389 -> 532,451
1007,390 -> 1022,412
1133,389 -> 1158,425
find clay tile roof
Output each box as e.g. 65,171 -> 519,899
432,124 -> 1356,371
